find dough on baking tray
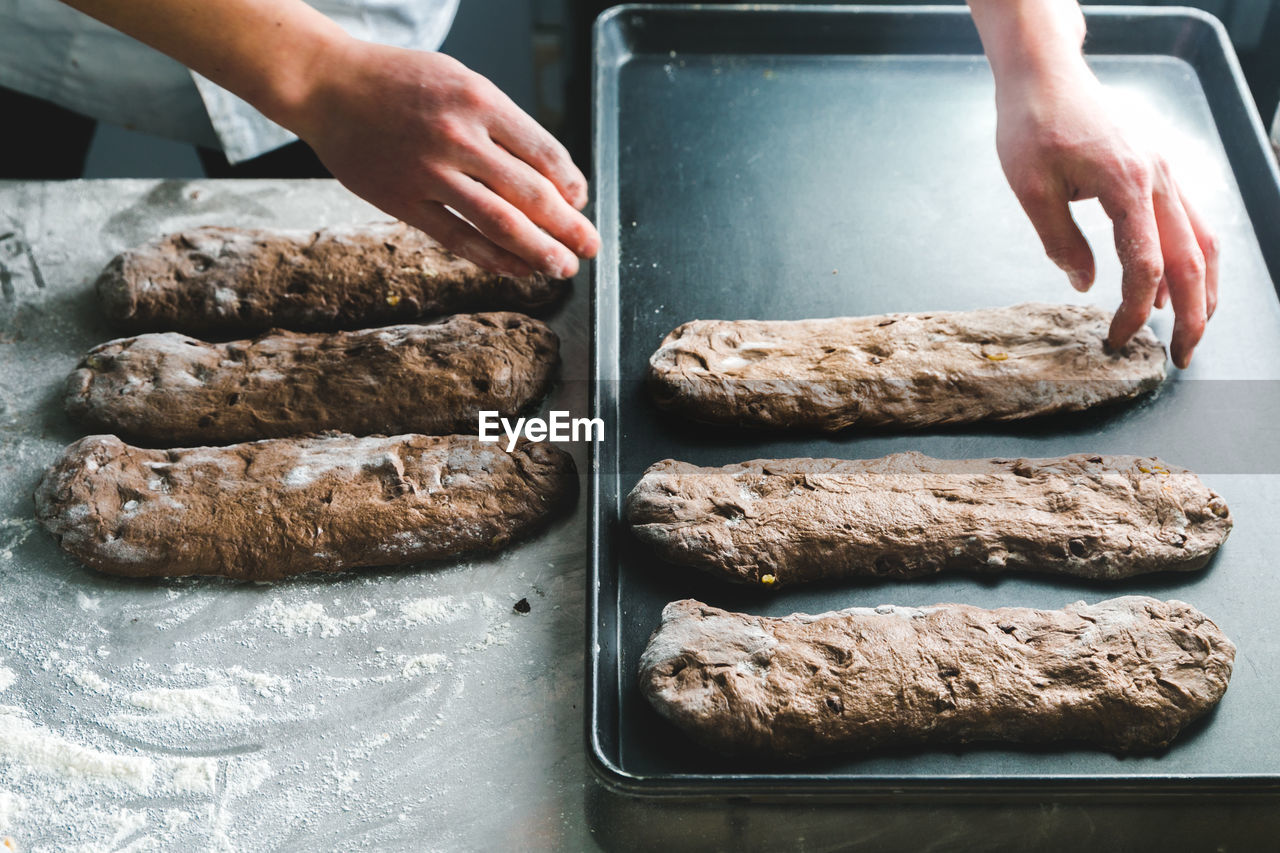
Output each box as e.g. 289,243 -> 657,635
625,452 -> 1231,587
646,303 -> 1166,431
640,597 -> 1234,759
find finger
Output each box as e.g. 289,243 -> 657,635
1016,185 -> 1096,291
1099,187 -> 1163,353
1175,181 -> 1220,320
1155,275 -> 1169,310
439,173 -> 580,278
485,93 -> 589,209
408,202 -> 533,278
475,141 -> 600,259
1152,173 -> 1208,369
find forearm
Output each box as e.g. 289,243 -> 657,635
968,0 -> 1087,91
58,0 -> 347,132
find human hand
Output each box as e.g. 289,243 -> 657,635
992,55 -> 1217,369
292,40 -> 599,279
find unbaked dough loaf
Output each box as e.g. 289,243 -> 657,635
96,222 -> 568,335
647,303 -> 1166,431
65,312 -> 558,445
34,433 -> 577,579
626,452 -> 1231,587
640,597 -> 1234,759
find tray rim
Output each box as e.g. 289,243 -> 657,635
586,2 -> 1280,800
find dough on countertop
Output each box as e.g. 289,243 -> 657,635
65,312 -> 558,445
96,222 -> 568,335
34,433 -> 577,580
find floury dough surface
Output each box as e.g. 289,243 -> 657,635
95,222 -> 569,336
646,303 -> 1167,431
625,452 -> 1232,587
639,598 -> 1235,759
34,433 -> 577,579
64,312 -> 559,444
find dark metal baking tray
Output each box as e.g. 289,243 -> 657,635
589,4 -> 1280,798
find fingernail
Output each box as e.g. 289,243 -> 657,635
1067,270 -> 1090,292
549,255 -> 577,280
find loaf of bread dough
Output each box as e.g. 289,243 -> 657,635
96,222 -> 568,335
65,312 -> 558,444
626,452 -> 1231,587
647,303 -> 1166,431
640,597 -> 1234,758
34,433 -> 577,579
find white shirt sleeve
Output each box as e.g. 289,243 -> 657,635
0,0 -> 219,148
0,0 -> 460,163
194,0 -> 461,164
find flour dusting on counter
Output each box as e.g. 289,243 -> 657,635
127,684 -> 248,719
0,179 -> 588,851
260,598 -> 378,637
0,709 -> 156,790
401,595 -> 468,625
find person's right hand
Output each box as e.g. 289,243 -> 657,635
293,40 -> 599,279
991,55 -> 1217,368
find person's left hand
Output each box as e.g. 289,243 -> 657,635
993,55 -> 1218,369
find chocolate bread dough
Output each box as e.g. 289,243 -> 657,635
33,433 -> 577,580
626,452 -> 1232,587
95,222 -> 568,336
647,303 -> 1166,431
640,597 -> 1235,759
64,312 -> 558,445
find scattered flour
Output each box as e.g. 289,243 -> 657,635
0,519 -> 36,545
400,596 -> 467,625
0,668 -> 14,693
0,790 -> 24,831
262,599 -> 377,638
460,623 -> 512,655
169,758 -> 217,795
333,769 -> 360,794
0,709 -> 155,790
100,807 -> 148,850
76,591 -> 101,612
63,662 -> 112,695
0,518 -> 37,561
224,757 -> 273,797
226,667 -> 291,698
401,653 -> 449,679
126,684 -> 247,720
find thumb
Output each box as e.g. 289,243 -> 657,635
1017,187 -> 1096,292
